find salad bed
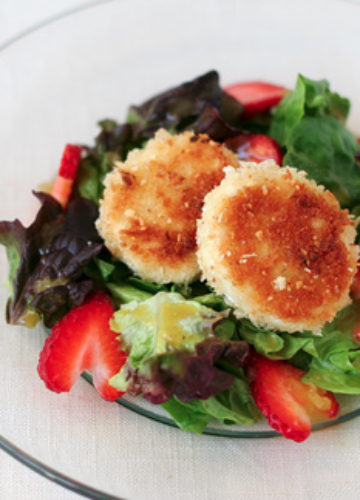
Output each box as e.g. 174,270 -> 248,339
1,71 -> 360,442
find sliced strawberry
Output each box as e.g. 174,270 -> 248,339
225,134 -> 283,165
224,81 -> 287,117
249,355 -> 339,442
38,291 -> 127,401
351,263 -> 360,300
51,144 -> 82,208
58,144 -> 82,179
354,325 -> 360,344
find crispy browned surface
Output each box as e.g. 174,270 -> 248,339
97,130 -> 239,282
116,167 -> 227,265
219,178 -> 356,325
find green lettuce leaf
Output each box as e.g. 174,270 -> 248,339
238,319 -> 315,360
270,74 -> 350,144
192,292 -> 228,311
109,292 -> 249,404
238,303 -> 360,395
106,282 -> 152,305
162,398 -> 213,433
0,219 -> 25,300
162,376 -> 261,434
270,74 -> 360,207
302,304 -> 360,393
74,149 -> 121,205
110,292 -> 229,366
283,116 -> 360,205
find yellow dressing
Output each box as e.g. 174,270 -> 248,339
34,277 -> 68,294
19,309 -> 40,328
129,304 -> 155,327
37,182 -> 54,194
117,299 -> 204,351
158,302 -> 202,349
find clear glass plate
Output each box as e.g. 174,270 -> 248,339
1,0 -> 360,498
83,373 -> 360,438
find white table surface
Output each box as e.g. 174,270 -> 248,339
0,3 -> 96,498
1,1 -> 360,500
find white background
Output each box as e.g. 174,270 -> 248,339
0,3 -> 110,498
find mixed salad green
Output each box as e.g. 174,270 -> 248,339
1,71 -> 360,441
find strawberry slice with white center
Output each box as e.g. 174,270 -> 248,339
249,354 -> 339,442
224,81 -> 287,117
225,133 -> 283,165
51,144 -> 82,208
38,291 -> 127,401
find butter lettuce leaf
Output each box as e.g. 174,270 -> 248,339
109,292 -> 249,404
110,292 -> 222,366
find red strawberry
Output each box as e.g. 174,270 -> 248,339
38,291 -> 127,401
351,264 -> 360,300
354,325 -> 360,343
51,144 -> 82,208
225,134 -> 283,165
58,144 -> 82,179
249,355 -> 339,442
224,81 -> 287,117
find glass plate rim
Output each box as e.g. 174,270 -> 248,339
0,0 -> 116,52
2,0 -> 360,498
82,373 -> 360,438
0,434 -> 124,500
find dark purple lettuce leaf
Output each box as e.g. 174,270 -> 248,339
128,70 -> 244,141
96,122 -> 137,158
77,71 -> 246,205
119,337 -> 249,404
0,192 -> 63,325
64,197 -> 102,242
31,280 -> 94,327
95,71 -> 244,155
129,70 -> 222,137
193,105 -> 240,142
37,232 -> 102,281
0,193 -> 103,327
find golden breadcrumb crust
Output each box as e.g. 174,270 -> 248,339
96,129 -> 239,284
197,160 -> 358,333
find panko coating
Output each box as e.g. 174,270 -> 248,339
96,129 -> 239,284
197,160 -> 358,333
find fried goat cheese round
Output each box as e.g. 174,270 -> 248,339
197,160 -> 358,333
96,129 -> 239,284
